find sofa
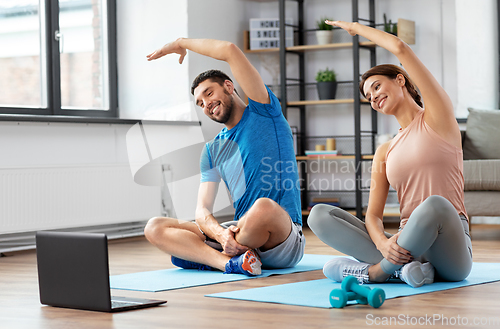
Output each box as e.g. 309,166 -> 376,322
461,108 -> 500,219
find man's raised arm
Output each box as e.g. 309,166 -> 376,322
147,38 -> 269,104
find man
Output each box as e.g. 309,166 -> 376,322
144,38 -> 304,276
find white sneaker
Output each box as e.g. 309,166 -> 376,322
323,257 -> 371,284
397,261 -> 434,288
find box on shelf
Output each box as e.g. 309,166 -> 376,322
250,38 -> 293,50
397,18 -> 415,45
250,18 -> 292,29
249,29 -> 293,39
249,18 -> 294,50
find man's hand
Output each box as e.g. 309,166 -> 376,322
377,232 -> 413,265
146,38 -> 187,63
218,225 -> 249,257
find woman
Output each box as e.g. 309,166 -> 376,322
308,21 -> 472,288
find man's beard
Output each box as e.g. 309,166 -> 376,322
211,91 -> 234,124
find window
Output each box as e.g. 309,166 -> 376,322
0,0 -> 116,118
0,0 -> 46,109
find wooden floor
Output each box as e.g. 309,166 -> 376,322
1,224 -> 500,329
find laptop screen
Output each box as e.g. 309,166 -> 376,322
36,231 -> 112,312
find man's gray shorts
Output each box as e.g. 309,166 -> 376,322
206,218 -> 305,269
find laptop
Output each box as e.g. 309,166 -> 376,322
36,231 -> 166,312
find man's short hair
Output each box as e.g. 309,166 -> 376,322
191,69 -> 237,95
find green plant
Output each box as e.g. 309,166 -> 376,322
391,23 -> 398,35
383,13 -> 397,35
317,17 -> 333,31
315,67 -> 337,82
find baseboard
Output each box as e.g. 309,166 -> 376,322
0,220 -> 148,254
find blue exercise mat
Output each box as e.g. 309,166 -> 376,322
206,262 -> 500,308
110,254 -> 334,292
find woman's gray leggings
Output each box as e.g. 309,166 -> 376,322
308,195 -> 472,281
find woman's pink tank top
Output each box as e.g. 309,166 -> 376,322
385,110 -> 467,223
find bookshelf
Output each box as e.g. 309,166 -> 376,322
245,0 -> 412,221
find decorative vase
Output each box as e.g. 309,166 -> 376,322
316,30 -> 333,45
317,81 -> 338,100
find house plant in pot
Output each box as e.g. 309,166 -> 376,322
383,13 -> 398,36
316,18 -> 334,45
316,67 -> 337,100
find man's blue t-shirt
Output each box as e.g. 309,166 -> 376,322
200,86 -> 302,226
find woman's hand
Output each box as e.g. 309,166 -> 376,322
146,38 -> 187,63
378,232 -> 413,265
325,20 -> 358,36
217,225 -> 249,257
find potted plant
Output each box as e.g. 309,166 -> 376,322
316,17 -> 334,45
316,67 -> 337,100
383,14 -> 398,36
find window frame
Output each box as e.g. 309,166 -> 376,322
0,0 -> 117,119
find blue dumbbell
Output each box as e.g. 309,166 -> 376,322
341,276 -> 386,308
329,288 -> 368,308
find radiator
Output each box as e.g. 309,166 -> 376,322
0,164 -> 161,251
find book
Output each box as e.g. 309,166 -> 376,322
305,154 -> 339,158
312,197 -> 340,203
307,201 -> 340,211
305,150 -> 338,155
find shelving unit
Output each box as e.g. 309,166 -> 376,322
295,155 -> 374,161
274,0 -> 377,220
244,0 -> 404,221
301,209 -> 400,217
288,99 -> 369,106
243,37 -> 376,53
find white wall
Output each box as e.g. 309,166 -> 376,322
456,0 -> 499,117
117,0 -> 193,121
186,0 -> 256,141
376,0 -> 459,128
0,122 -> 129,167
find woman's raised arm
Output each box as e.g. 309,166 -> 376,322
327,21 -> 460,147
